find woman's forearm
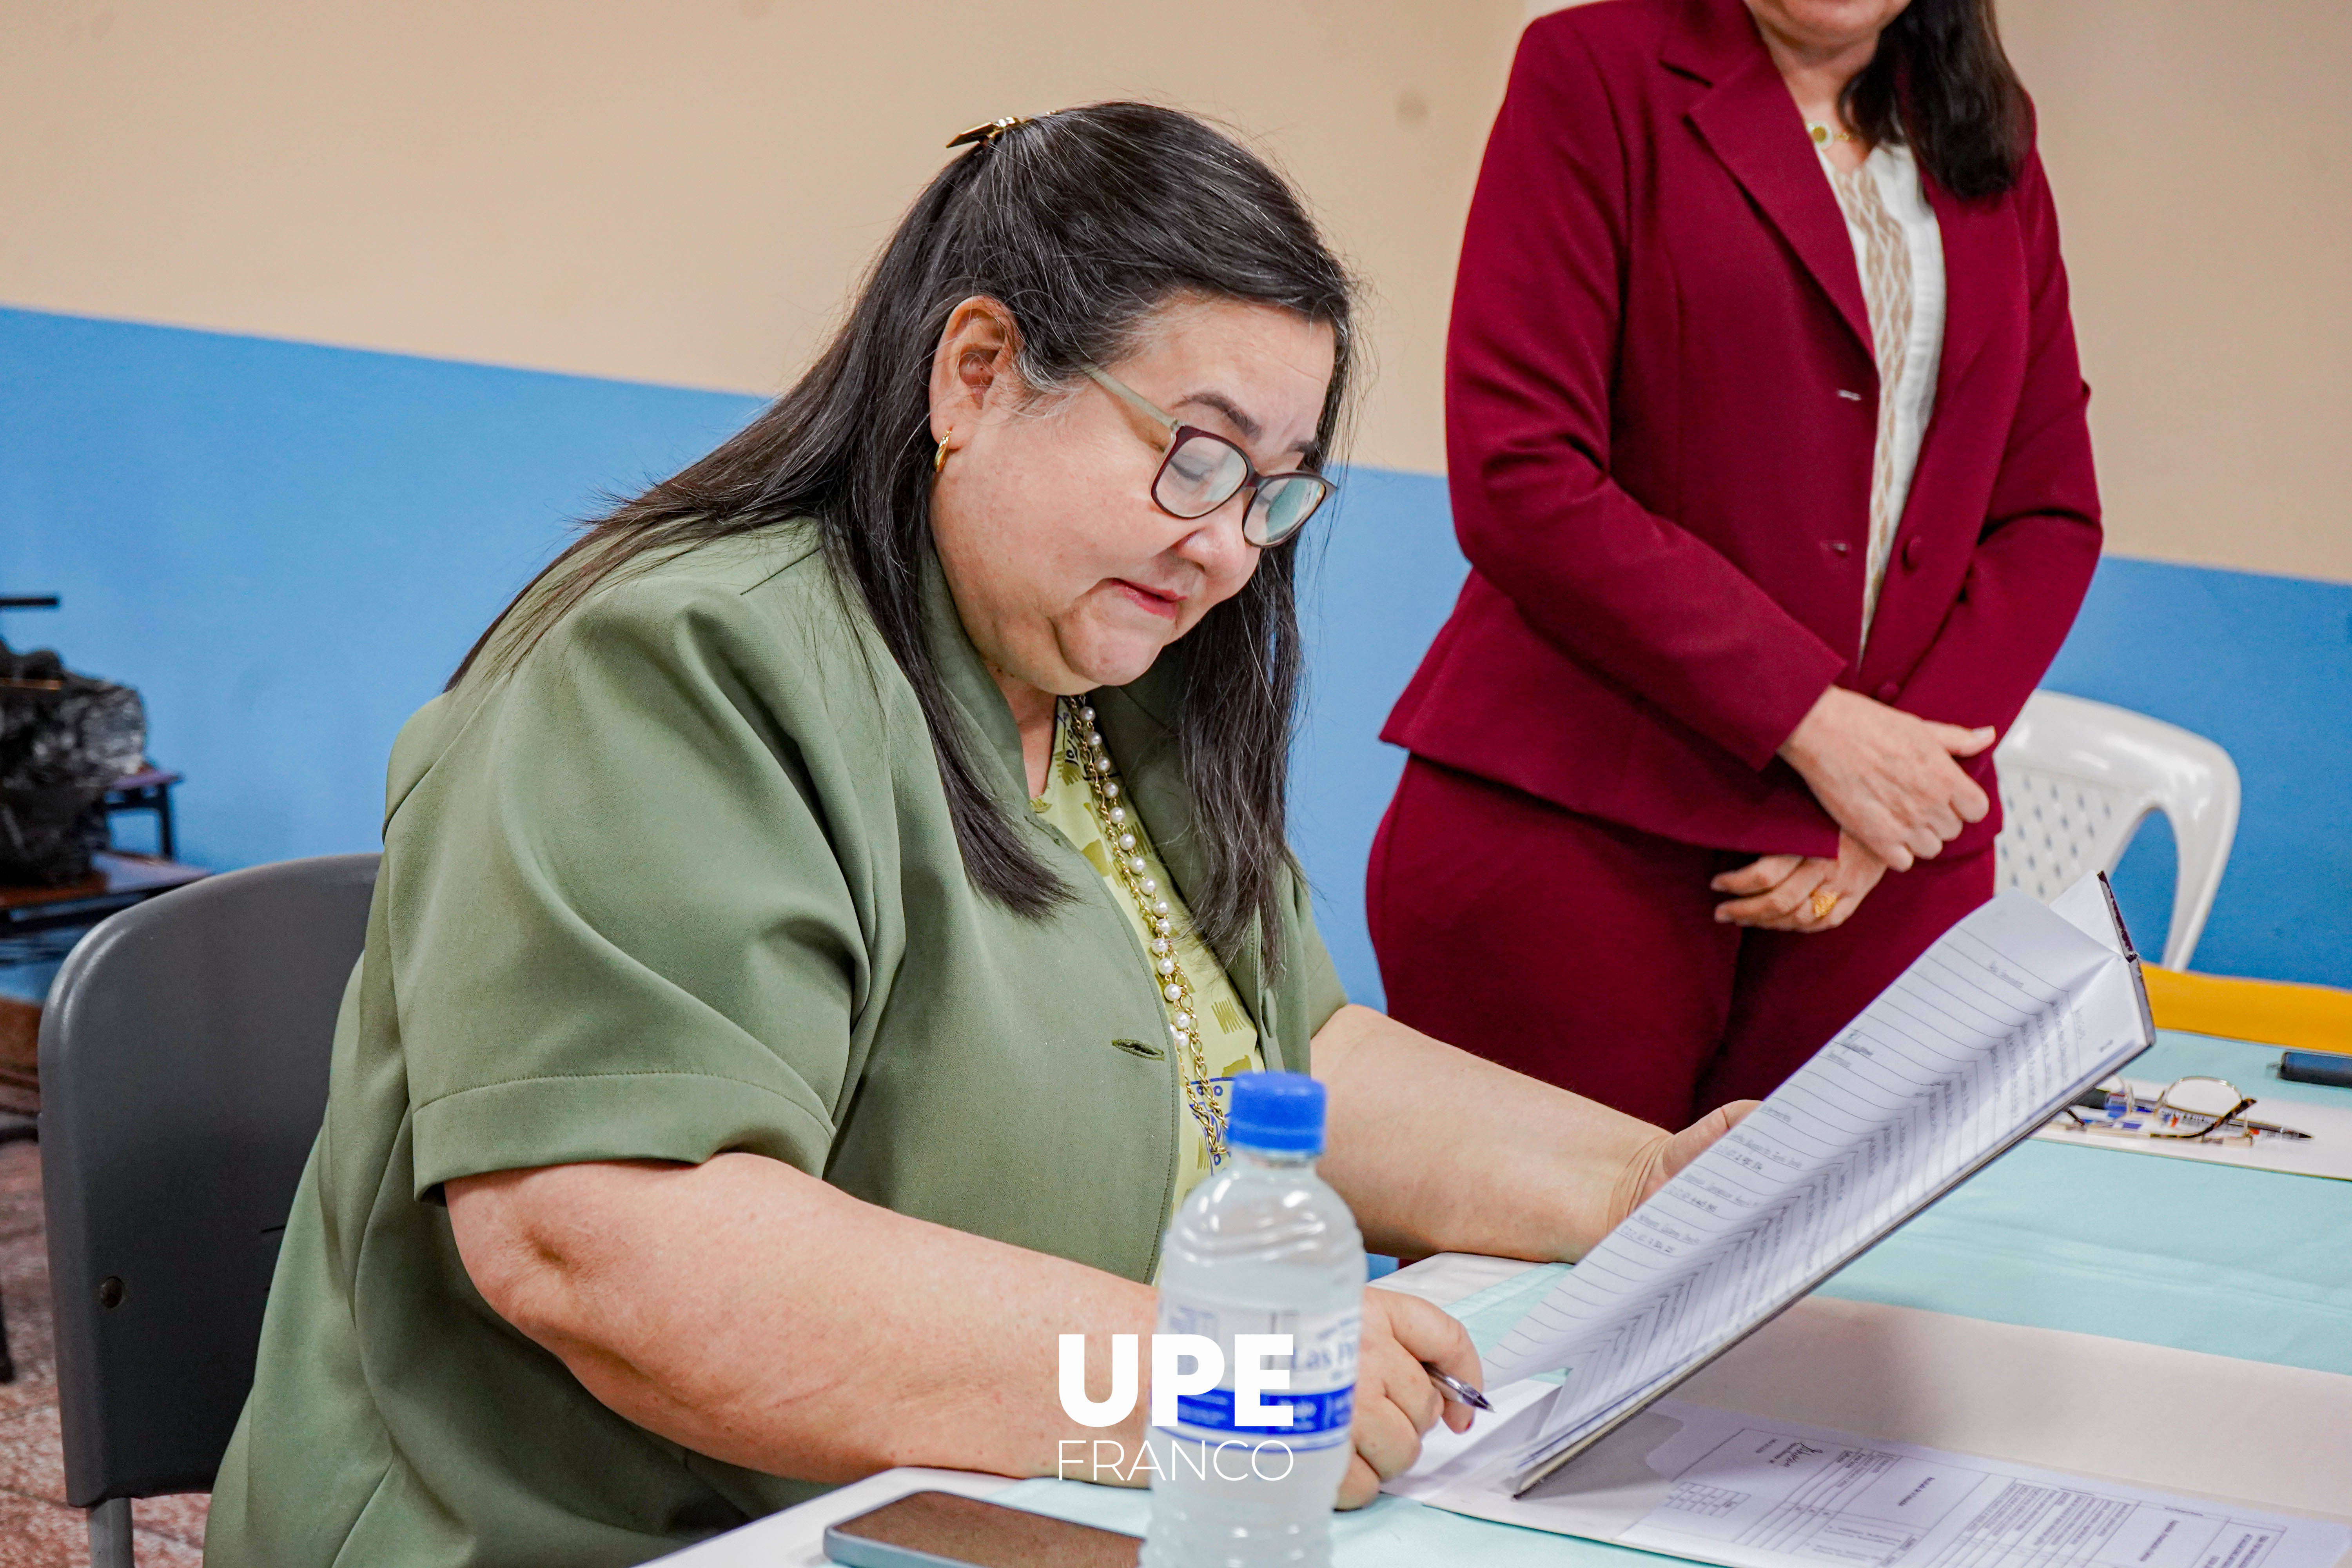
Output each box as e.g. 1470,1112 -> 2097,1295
1312,1004 -> 1700,1263
447,1154 -> 1154,1484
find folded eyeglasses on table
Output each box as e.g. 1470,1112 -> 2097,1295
2058,1073 -> 2311,1144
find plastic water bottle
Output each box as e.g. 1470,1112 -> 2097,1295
1142,1073 -> 1364,1568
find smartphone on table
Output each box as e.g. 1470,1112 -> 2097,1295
823,1488 -> 1141,1568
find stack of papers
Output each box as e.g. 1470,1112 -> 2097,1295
1448,877 -> 2155,1495
1399,1393 -> 2350,1568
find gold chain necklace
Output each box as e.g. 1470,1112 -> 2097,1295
1059,696 -> 1229,1167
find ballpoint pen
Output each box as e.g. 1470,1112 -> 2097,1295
1423,1363 -> 1494,1412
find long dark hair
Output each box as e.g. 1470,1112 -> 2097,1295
1844,0 -> 2031,200
450,102 -> 1355,964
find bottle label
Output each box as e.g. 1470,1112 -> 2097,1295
1152,1300 -> 1361,1451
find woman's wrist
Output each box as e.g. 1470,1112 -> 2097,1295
1584,1102 -> 1759,1255
1532,1111 -> 1678,1261
1777,682 -> 1854,775
1600,1128 -> 1676,1238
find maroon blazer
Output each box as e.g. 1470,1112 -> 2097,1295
1384,0 -> 2102,860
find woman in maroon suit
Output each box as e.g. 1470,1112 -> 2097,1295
1372,0 -> 2101,1128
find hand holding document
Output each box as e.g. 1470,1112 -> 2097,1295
1433,877 -> 2159,1496
1390,875 -> 2352,1565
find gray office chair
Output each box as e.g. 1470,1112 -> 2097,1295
38,853 -> 378,1567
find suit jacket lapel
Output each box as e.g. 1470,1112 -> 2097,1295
1924,174 -> 2002,412
1671,0 -> 1874,364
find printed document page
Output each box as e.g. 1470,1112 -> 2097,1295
1481,888 -> 2151,1490
1397,1396 -> 2351,1568
1617,1403 -> 2349,1568
1623,1401 -> 2342,1568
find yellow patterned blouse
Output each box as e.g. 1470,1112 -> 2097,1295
1031,710 -> 1265,1233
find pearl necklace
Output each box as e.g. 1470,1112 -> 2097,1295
1059,696 -> 1229,1167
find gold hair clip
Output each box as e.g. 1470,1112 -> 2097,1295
947,116 -> 1030,149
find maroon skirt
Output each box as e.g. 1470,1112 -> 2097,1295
1368,756 -> 1995,1129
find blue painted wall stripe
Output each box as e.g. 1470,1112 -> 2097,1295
7,307 -> 2347,1007
3,306 -> 759,880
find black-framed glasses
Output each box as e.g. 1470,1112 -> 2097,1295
1083,365 -> 1334,547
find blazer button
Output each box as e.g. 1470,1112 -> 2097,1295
1828,540 -> 1850,556
1876,681 -> 1902,703
1901,535 -> 1922,571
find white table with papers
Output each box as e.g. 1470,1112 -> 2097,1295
652,884 -> 2352,1567
651,1243 -> 2352,1568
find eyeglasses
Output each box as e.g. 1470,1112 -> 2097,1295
1082,366 -> 1334,547
2056,1074 -> 2310,1144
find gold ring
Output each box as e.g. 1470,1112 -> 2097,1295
1810,888 -> 1840,920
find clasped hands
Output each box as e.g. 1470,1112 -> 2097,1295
1713,686 -> 1996,933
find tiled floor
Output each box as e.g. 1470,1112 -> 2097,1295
0,1140 -> 209,1566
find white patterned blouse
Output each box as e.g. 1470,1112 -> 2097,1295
1813,131 -> 1948,651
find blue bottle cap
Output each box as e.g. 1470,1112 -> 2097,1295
1226,1072 -> 1326,1155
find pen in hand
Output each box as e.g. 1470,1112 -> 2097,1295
1423,1363 -> 1492,1412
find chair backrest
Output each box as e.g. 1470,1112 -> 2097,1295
1993,691 -> 2239,969
38,853 -> 377,1506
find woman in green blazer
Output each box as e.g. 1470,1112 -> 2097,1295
207,105 -> 1748,1567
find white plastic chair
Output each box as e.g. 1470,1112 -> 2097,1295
1993,690 -> 2239,970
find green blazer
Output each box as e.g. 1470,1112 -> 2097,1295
205,528 -> 1348,1567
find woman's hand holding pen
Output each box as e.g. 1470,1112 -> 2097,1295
1312,1012 -> 1759,1505
1342,1288 -> 1483,1508
1778,687 -> 1996,871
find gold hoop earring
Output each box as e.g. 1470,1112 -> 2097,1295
933,429 -> 952,474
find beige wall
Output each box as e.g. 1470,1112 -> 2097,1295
2003,0 -> 2352,582
6,1 -> 2349,580
0,0 -> 1523,475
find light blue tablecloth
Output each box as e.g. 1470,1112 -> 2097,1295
974,1031 -> 2352,1561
